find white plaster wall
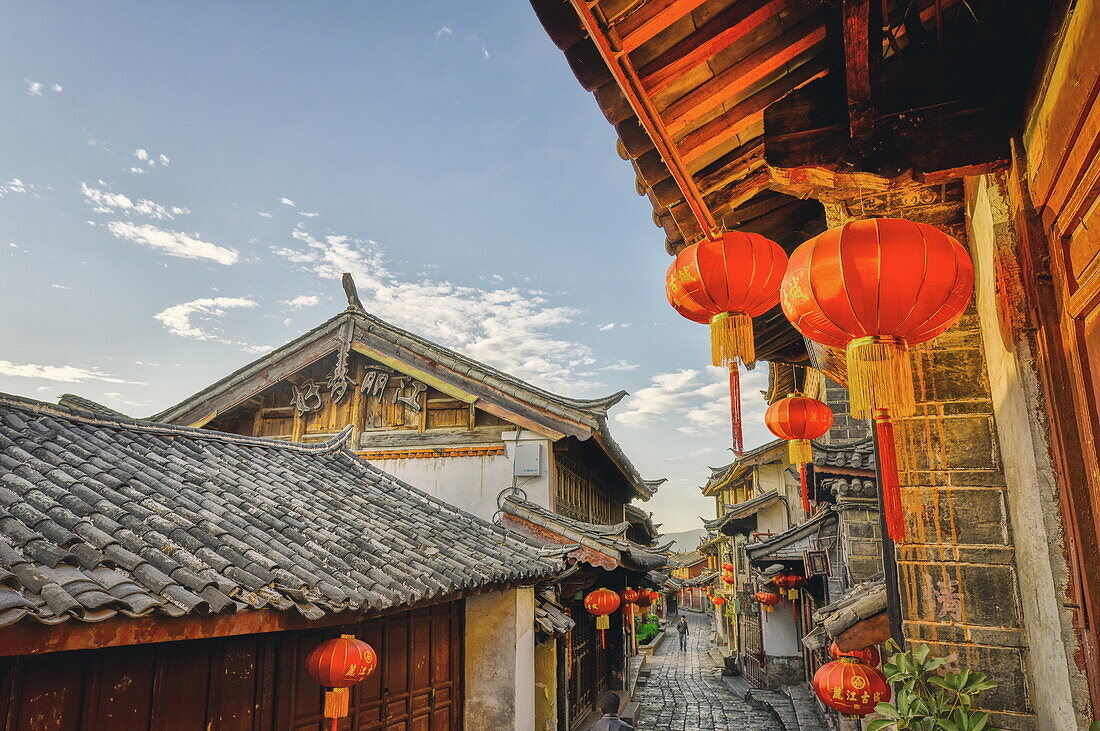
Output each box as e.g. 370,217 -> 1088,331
365,430 -> 552,523
967,175 -> 1081,730
760,607 -> 801,656
465,587 -> 536,731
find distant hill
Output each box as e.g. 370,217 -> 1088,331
661,528 -> 706,552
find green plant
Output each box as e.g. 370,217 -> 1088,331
635,621 -> 660,645
866,640 -> 997,731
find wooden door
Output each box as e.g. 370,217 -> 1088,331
740,605 -> 765,688
1022,12 -> 1100,702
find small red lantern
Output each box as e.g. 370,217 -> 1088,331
754,591 -> 781,613
721,562 -> 735,572
666,231 -> 788,453
584,588 -> 621,649
635,591 -> 653,608
712,595 -> 726,606
772,573 -> 807,600
781,218 -> 973,542
721,575 -> 734,584
621,588 -> 638,605
765,396 -> 833,515
812,658 -> 891,717
306,634 -> 378,728
829,642 -> 882,667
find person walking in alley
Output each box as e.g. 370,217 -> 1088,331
676,615 -> 689,651
593,694 -> 633,730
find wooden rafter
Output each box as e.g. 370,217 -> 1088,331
663,18 -> 827,135
570,0 -> 717,234
842,0 -> 875,142
637,0 -> 792,95
678,56 -> 829,164
612,0 -> 710,54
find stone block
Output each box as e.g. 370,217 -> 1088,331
899,562 -> 1022,630
912,641 -> 1031,715
923,349 -> 994,403
904,488 -> 1008,546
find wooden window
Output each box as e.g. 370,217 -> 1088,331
554,454 -> 622,525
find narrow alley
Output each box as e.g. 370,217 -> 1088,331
632,613 -> 783,731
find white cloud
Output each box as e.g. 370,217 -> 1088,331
298,211 -> 319,217
282,294 -> 320,309
51,284 -> 70,290
133,149 -> 169,168
135,148 -> 150,162
0,179 -> 27,196
105,221 -> 238,265
598,322 -> 632,331
25,80 -> 43,96
279,197 -> 296,207
81,182 -> 189,220
435,26 -> 453,40
129,167 -> 147,175
51,83 -> 63,92
258,211 -> 274,218
158,154 -> 170,166
465,34 -> 490,59
0,360 -> 142,384
272,225 -> 604,392
154,297 -> 267,352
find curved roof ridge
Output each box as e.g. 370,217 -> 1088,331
2,392 -> 354,454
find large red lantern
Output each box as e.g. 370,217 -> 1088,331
765,395 -> 833,515
812,658 -> 891,717
306,634 -> 378,729
780,218 -> 973,542
635,591 -> 653,609
584,588 -> 621,649
712,595 -> 726,606
667,231 -> 788,453
754,591 -> 781,612
620,588 -> 638,605
830,642 -> 882,667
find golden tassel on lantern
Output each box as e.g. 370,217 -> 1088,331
846,336 -> 916,419
710,312 -> 755,367
787,439 -> 813,465
323,687 -> 350,719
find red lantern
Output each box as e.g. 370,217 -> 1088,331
781,218 -> 973,542
721,575 -> 734,584
306,634 -> 378,728
635,591 -> 653,608
667,231 -> 788,453
812,658 -> 891,717
765,395 -> 833,515
721,562 -> 735,572
829,642 -> 882,667
621,588 -> 638,605
584,588 -> 621,649
712,595 -> 726,606
754,591 -> 781,612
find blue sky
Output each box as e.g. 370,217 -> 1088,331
0,1 -> 774,532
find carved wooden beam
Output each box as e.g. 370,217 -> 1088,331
842,0 -> 874,144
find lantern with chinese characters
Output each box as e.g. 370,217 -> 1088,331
765,395 -> 833,515
306,634 -> 378,729
620,588 -> 638,605
781,218 -> 973,542
812,658 -> 891,717
754,591 -> 781,613
829,642 -> 882,667
712,595 -> 726,606
667,231 -> 788,453
584,588 -> 621,649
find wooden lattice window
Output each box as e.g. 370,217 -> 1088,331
554,454 -> 621,525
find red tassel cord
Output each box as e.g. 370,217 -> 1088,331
729,365 -> 743,456
799,464 -> 812,517
873,410 -> 906,543
600,629 -> 606,649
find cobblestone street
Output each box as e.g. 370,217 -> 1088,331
634,613 -> 784,730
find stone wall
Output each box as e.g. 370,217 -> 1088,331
465,588 -> 536,730
825,183 -> 1035,729
824,378 -> 871,443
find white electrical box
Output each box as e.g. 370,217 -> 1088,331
513,443 -> 541,477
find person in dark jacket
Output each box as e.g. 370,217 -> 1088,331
676,615 -> 689,650
593,694 -> 633,730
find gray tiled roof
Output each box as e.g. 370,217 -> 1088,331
0,393 -> 561,627
702,490 -> 781,533
502,497 -> 668,572
745,508 -> 839,562
150,303 -> 660,500
812,438 -> 876,471
535,589 -> 575,636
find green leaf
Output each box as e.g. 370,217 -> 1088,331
970,711 -> 989,731
866,720 -> 895,731
938,719 -> 960,731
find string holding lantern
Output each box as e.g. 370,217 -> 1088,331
306,634 -> 378,731
765,395 -> 833,516
812,657 -> 891,717
781,218 -> 974,542
584,588 -> 621,649
829,642 -> 881,667
666,231 -> 788,453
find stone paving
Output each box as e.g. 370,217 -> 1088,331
634,613 -> 785,730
